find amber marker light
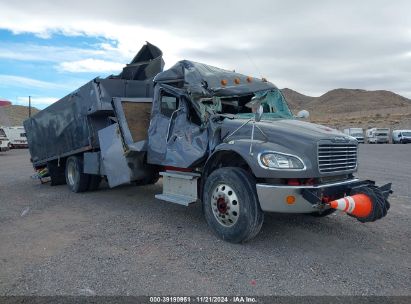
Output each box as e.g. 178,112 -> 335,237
246,76 -> 252,83
286,195 -> 296,205
221,79 -> 228,86
234,78 -> 241,84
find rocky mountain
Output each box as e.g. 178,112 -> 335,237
281,88 -> 411,114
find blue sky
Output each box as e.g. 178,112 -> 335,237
0,29 -> 127,109
0,0 -> 410,109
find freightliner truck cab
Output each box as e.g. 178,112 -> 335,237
25,44 -> 392,243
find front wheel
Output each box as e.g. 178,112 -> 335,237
203,167 -> 264,243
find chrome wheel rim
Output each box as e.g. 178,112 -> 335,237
67,161 -> 76,186
211,184 -> 239,227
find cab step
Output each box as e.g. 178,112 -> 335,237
155,171 -> 201,206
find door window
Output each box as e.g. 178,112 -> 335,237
160,93 -> 179,118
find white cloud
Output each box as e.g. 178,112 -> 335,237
0,0 -> 410,97
57,58 -> 124,73
0,42 -> 115,62
0,74 -> 66,90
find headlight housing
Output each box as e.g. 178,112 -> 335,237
259,152 -> 305,170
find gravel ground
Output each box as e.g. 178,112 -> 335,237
0,146 -> 410,296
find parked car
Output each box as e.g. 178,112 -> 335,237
392,130 -> 411,144
2,126 -> 28,148
366,128 -> 390,144
0,127 -> 10,152
343,128 -> 364,143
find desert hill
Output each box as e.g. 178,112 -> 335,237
281,88 -> 411,113
0,105 -> 40,126
281,88 -> 411,130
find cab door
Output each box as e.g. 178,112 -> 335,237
147,85 -> 208,167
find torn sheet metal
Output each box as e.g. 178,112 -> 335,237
147,84 -> 208,167
98,123 -> 131,188
154,60 -> 275,98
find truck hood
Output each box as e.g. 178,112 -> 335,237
221,118 -> 347,144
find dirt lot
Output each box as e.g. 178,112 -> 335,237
0,146 -> 410,296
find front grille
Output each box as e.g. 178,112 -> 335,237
318,143 -> 358,173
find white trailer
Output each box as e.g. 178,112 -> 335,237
343,128 -> 365,143
0,127 -> 10,151
2,126 -> 28,148
392,130 -> 411,144
366,128 -> 390,144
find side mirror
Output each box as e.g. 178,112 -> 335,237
255,105 -> 263,122
297,110 -> 310,119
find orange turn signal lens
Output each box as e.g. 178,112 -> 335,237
234,78 -> 241,84
286,195 -> 296,205
246,76 -> 252,83
221,79 -> 228,86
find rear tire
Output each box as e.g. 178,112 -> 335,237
47,161 -> 66,186
203,167 -> 264,243
65,156 -> 90,193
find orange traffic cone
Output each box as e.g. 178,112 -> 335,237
328,194 -> 373,218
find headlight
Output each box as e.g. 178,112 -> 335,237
259,152 -> 305,170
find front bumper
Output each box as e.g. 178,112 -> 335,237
256,179 -> 392,213
0,146 -> 10,152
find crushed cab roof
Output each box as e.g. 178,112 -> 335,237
154,60 -> 276,97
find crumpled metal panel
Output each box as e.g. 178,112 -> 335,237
98,123 -> 131,187
147,84 -> 208,167
154,60 -> 275,98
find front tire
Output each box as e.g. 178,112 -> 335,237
203,167 -> 264,243
65,156 -> 90,193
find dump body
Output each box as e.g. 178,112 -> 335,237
24,43 -> 164,167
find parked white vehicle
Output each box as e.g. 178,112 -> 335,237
0,127 -> 10,152
343,128 -> 365,143
366,128 -> 390,144
2,126 -> 28,148
392,129 -> 411,144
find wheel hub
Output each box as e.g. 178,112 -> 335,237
211,184 -> 240,227
217,197 -> 228,213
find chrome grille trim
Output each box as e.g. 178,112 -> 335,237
317,142 -> 358,173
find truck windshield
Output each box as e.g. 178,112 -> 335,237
235,89 -> 294,120
402,132 -> 411,136
376,133 -> 388,136
352,133 -> 363,137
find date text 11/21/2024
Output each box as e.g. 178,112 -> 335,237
149,296 -> 257,303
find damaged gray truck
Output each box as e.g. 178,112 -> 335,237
25,43 -> 391,243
